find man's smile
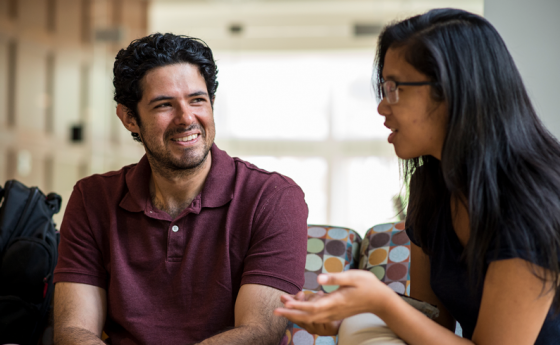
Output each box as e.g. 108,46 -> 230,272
172,134 -> 200,142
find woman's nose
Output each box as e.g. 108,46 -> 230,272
377,98 -> 391,117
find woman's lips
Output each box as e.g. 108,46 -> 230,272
388,131 -> 396,144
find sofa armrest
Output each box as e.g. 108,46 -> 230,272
284,225 -> 362,345
359,222 -> 410,296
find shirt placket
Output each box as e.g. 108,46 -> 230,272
167,219 -> 187,262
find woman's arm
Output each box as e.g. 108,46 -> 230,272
273,242 -> 455,335
275,270 -> 470,344
471,258 -> 555,344
275,257 -> 555,345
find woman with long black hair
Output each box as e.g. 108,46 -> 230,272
275,8 -> 560,345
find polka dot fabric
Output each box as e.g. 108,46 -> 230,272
283,225 -> 362,345
359,221 -> 411,296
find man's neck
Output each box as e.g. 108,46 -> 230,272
148,152 -> 212,219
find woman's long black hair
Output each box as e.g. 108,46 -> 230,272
375,8 -> 560,307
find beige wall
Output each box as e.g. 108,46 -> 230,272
0,0 -> 148,226
484,0 -> 560,139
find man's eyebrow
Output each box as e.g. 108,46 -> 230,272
189,91 -> 209,98
148,95 -> 173,105
147,91 -> 209,105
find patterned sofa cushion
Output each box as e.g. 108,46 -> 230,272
359,221 -> 410,296
283,225 -> 362,345
360,222 -> 439,320
282,222 -> 413,345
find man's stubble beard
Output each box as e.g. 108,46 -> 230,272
140,124 -> 214,179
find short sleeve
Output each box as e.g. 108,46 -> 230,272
53,183 -> 107,288
240,185 -> 308,295
485,233 -> 540,266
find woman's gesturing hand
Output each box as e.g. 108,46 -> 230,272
274,270 -> 396,331
277,291 -> 342,336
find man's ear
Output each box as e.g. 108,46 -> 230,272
116,104 -> 139,133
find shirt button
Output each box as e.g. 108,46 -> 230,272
172,225 -> 179,232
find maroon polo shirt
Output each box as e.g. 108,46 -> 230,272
54,144 -> 308,344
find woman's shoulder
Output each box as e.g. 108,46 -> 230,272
485,219 -> 560,269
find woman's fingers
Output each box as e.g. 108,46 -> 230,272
281,291 -> 322,307
282,290 -> 327,306
274,306 -> 342,336
274,306 -> 333,324
317,270 -> 365,287
276,270 -> 380,326
275,270 -> 387,333
274,306 -> 317,322
280,294 -> 296,304
284,292 -> 342,316
276,294 -> 340,321
317,272 -> 356,286
303,291 -> 326,302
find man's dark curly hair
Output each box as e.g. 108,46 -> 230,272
113,33 -> 218,142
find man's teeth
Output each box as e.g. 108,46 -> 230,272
174,134 -> 199,142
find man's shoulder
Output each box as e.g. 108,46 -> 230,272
75,162 -> 137,193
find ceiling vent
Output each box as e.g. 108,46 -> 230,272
229,24 -> 244,35
354,24 -> 382,37
95,27 -> 125,42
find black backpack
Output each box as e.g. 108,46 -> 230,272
0,180 -> 62,345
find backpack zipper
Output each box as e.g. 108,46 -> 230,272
43,273 -> 51,299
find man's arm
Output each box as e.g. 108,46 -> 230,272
198,284 -> 288,345
53,282 -> 107,345
196,183 -> 307,344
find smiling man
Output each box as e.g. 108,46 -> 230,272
52,33 -> 308,345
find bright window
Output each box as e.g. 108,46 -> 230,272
214,50 -> 402,237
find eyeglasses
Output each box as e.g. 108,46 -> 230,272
380,80 -> 437,104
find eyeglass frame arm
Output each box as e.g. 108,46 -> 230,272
382,80 -> 437,88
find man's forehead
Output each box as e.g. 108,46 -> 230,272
140,63 -> 207,99
142,63 -> 202,84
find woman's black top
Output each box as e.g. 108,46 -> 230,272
406,202 -> 560,343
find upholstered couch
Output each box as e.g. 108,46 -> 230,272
282,222 -> 411,345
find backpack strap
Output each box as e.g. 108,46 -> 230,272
11,187 -> 41,236
0,183 -> 5,203
46,193 -> 62,214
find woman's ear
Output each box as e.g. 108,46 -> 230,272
116,104 -> 139,133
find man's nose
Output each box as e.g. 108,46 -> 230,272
175,102 -> 196,126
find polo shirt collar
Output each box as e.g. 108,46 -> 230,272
120,155 -> 152,213
200,144 -> 235,208
119,143 -> 234,213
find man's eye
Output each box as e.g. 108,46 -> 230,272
155,103 -> 171,108
192,98 -> 205,103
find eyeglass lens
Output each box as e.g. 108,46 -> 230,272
382,81 -> 398,104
